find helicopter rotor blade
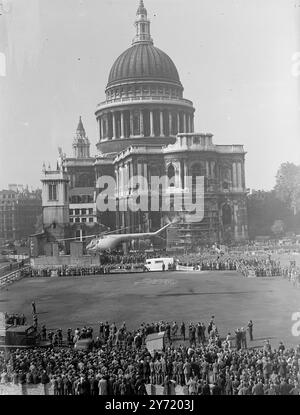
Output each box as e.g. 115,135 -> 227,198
57,234 -> 98,242
102,226 -> 131,235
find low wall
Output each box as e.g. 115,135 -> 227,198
0,383 -> 186,396
0,267 -> 30,290
31,255 -> 101,268
0,383 -> 53,395
146,384 -> 187,395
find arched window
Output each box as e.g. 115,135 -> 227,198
222,166 -> 232,190
222,204 -> 232,226
167,164 -> 176,185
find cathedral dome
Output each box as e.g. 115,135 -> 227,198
107,43 -> 182,88
95,1 -> 195,155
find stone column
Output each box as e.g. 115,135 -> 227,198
211,161 -> 215,178
169,111 -> 172,135
237,162 -> 242,191
184,162 -> 188,188
191,116 -> 194,133
177,113 -> 180,134
140,110 -> 144,137
118,166 -> 122,196
178,160 -> 183,189
115,168 -> 119,196
99,118 -> 102,140
125,163 -> 129,190
232,162 -> 237,191
128,162 -> 131,182
112,112 -> 116,139
129,111 -> 134,137
241,161 -> 246,190
186,115 -> 189,133
106,114 -> 109,139
123,165 -> 126,196
150,110 -> 154,137
144,163 -> 148,192
118,168 -> 121,196
100,116 -> 104,140
120,111 -> 125,139
119,167 -> 123,197
123,165 -> 126,195
183,113 -> 187,133
188,115 -> 192,133
206,161 -> 210,177
159,111 -> 164,137
137,163 -> 142,190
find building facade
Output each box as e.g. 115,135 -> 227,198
0,188 -> 42,242
40,1 -> 248,253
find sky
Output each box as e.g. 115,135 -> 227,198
0,0 -> 299,191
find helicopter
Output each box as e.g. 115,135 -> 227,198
85,221 -> 174,252
57,218 -> 177,253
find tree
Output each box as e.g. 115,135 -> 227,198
275,162 -> 300,215
247,190 -> 293,239
271,220 -> 285,238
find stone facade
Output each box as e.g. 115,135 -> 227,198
0,189 -> 42,242
38,0 -> 248,253
114,134 -> 248,248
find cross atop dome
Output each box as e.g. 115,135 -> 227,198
137,0 -> 147,16
132,0 -> 153,45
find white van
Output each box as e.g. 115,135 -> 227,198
145,257 -> 174,272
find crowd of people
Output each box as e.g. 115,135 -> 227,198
1,317 -> 300,395
24,240 -> 300,282
29,265 -> 119,278
175,252 -> 285,277
236,256 -> 282,278
28,251 -> 172,277
282,262 -> 300,288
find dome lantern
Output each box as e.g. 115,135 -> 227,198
132,0 -> 153,45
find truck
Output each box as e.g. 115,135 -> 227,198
144,257 -> 174,272
4,325 -> 38,346
0,312 -> 40,348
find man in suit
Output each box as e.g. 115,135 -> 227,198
252,379 -> 264,395
200,380 -> 211,395
78,375 -> 90,395
31,301 -> 36,314
247,320 -> 254,341
98,375 -> 108,395
180,322 -> 186,341
135,377 -> 148,395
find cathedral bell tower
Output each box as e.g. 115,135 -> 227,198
72,116 -> 90,159
41,160 -> 70,241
